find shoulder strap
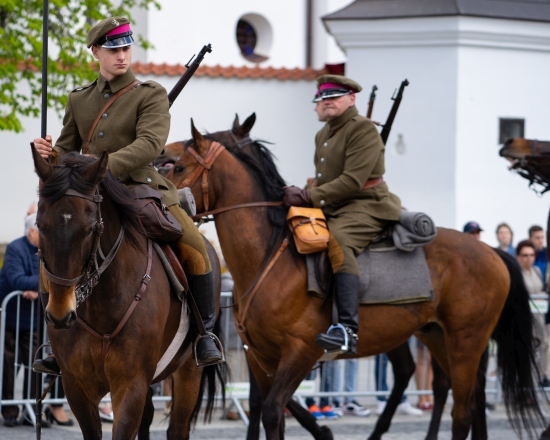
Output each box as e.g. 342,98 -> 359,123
82,80 -> 142,154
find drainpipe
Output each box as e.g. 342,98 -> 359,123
305,0 -> 313,68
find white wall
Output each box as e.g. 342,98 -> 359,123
326,15 -> 550,247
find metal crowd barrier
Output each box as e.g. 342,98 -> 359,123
2,288 -> 542,427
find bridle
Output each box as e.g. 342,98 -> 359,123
509,140 -> 550,195
176,140 -> 282,220
39,187 -> 125,308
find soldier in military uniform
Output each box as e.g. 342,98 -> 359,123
32,17 -> 223,371
284,74 -> 402,353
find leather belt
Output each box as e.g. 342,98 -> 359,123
363,176 -> 384,190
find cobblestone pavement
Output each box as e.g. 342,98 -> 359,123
0,404 -> 540,439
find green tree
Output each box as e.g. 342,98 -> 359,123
0,0 -> 160,132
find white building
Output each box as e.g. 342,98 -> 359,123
2,0 -> 549,248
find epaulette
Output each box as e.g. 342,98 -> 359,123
71,79 -> 98,93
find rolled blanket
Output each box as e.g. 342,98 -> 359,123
392,211 -> 437,252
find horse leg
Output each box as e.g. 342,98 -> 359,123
168,355 -> 203,440
470,348 -> 488,440
110,377 -> 149,440
61,375 -> 102,440
286,399 -> 334,440
247,361 -> 263,440
137,387 -> 154,440
368,342 -> 415,440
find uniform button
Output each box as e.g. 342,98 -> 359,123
102,113 -> 107,118
323,142 -> 328,147
320,200 -> 325,206
146,178 -> 152,183
317,173 -> 322,178
98,132 -> 104,138
320,157 -> 325,162
104,93 -> 110,99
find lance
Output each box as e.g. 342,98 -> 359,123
35,0 -> 48,438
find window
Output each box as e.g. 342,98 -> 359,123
236,14 -> 272,63
499,118 -> 525,144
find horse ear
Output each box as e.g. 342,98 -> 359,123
232,114 -> 240,132
82,150 -> 109,185
190,118 -> 205,144
233,113 -> 256,138
31,142 -> 53,181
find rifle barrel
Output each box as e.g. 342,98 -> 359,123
168,44 -> 212,107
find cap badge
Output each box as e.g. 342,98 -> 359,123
111,19 -> 119,26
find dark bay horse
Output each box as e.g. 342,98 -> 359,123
163,124 -> 544,440
31,147 -> 226,440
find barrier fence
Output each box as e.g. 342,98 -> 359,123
0,289 -> 528,426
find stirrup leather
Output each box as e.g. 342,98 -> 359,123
193,332 -> 226,367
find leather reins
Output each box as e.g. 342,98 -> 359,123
40,184 -> 153,375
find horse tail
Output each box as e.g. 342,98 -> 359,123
190,310 -> 229,425
492,248 -> 546,436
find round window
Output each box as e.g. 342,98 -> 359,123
236,14 -> 272,63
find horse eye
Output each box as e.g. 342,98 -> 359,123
85,228 -> 93,237
174,165 -> 184,175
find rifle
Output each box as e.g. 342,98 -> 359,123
380,79 -> 409,145
366,85 -> 377,119
167,44 -> 212,107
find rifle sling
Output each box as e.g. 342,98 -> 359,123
82,80 -> 142,154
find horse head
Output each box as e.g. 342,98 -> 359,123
32,146 -> 110,328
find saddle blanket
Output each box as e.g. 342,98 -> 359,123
307,244 -> 433,305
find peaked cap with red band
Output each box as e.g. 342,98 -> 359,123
87,17 -> 134,49
313,74 -> 362,102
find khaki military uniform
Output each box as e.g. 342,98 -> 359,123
53,68 -> 210,274
309,106 -> 401,275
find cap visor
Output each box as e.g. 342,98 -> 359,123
101,35 -> 134,48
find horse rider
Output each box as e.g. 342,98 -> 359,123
283,74 -> 402,354
32,16 -> 223,373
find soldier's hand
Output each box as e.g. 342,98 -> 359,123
283,186 -> 312,208
33,135 -> 53,159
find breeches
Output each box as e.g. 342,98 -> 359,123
327,213 -> 386,275
167,204 -> 211,275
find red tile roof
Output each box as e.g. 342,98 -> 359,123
132,62 -> 325,81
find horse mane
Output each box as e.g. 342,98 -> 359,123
38,153 -> 145,249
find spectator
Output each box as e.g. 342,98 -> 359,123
0,214 -> 47,427
305,362 -> 340,420
516,239 -> 549,387
496,223 -> 515,256
333,359 -> 371,417
529,225 -> 548,283
414,340 -> 434,411
463,221 -> 483,240
374,352 -> 422,416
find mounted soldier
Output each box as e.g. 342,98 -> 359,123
32,16 -> 224,373
284,74 -> 402,353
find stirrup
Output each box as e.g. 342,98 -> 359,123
193,332 -> 226,367
316,323 -> 356,354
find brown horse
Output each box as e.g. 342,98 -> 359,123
163,124 -> 545,440
31,146 -> 226,440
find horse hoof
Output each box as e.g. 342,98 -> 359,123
318,425 -> 334,440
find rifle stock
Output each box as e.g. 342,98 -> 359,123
366,85 -> 377,119
167,44 -> 212,107
380,79 -> 409,145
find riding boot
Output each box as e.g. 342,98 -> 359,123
188,272 -> 225,367
315,273 -> 359,354
32,353 -> 61,376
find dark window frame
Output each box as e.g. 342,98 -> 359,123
499,118 -> 525,144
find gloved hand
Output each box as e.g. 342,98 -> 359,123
283,186 -> 312,207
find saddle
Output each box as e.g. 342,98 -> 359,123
306,212 -> 436,306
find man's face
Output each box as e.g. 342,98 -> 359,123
315,93 -> 355,122
468,231 -> 481,241
530,230 -> 545,251
92,45 -> 132,81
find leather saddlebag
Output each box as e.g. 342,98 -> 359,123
286,207 -> 330,254
128,185 -> 183,242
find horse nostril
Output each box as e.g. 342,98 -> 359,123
67,311 -> 77,327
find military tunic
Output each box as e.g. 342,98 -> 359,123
309,106 -> 401,275
53,68 -> 210,274
54,68 -> 179,207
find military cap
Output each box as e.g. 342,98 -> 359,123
313,74 -> 362,102
87,17 -> 134,49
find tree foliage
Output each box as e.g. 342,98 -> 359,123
0,0 -> 160,132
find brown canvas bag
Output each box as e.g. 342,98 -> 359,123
286,207 -> 330,254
